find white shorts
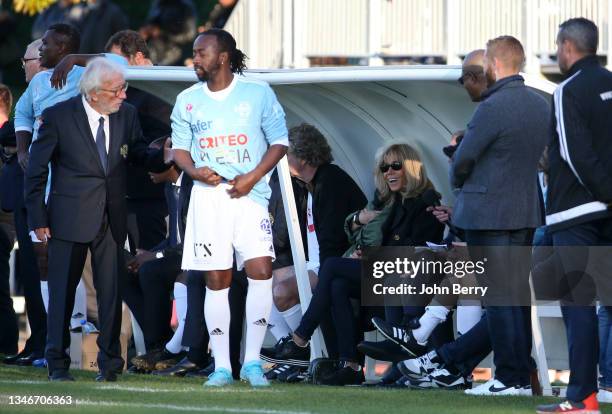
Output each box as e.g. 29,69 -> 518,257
181,182 -> 275,271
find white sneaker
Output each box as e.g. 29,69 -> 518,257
398,351 -> 441,379
519,385 -> 533,396
598,389 -> 612,403
464,379 -> 522,396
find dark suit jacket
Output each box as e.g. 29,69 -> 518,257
25,95 -> 165,244
152,173 -> 193,261
450,75 -> 550,230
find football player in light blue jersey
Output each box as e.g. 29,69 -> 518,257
15,23 -> 127,171
171,29 -> 288,387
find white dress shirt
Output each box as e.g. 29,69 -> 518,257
82,96 -> 109,152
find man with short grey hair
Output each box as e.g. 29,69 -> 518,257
536,17 -> 612,414
25,57 -> 165,382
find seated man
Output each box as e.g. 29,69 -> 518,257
261,123 -> 366,372
128,158 -> 193,372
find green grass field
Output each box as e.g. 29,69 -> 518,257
0,365 -> 610,414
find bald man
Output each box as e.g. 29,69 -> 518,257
451,36 -> 550,396
458,49 -> 487,102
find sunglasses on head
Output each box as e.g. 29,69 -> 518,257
379,161 -> 402,173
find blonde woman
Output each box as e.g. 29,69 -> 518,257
266,143 -> 443,385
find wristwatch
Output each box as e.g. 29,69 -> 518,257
155,251 -> 164,259
353,211 -> 363,226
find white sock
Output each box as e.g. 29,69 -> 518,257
456,301 -> 483,335
204,287 -> 231,371
243,277 -> 273,364
70,279 -> 87,330
40,281 -> 49,313
280,303 -> 302,332
413,306 -> 449,344
269,303 -> 291,340
165,283 -> 188,354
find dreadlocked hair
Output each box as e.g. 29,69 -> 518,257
203,28 -> 248,74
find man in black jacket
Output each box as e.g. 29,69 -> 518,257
105,30 -> 172,251
537,18 -> 612,414
25,58 -> 165,382
263,123 -> 366,366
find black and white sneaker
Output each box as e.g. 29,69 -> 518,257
371,317 -> 427,357
259,335 -> 310,367
397,350 -> 441,379
277,365 -> 306,383
404,375 -> 439,389
264,363 -> 293,380
429,368 -> 472,390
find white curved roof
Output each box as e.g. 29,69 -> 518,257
125,65 -> 556,203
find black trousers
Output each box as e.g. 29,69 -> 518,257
295,257 -> 382,362
0,220 -> 18,354
138,255 -> 182,349
13,205 -> 46,353
551,218 -> 612,401
183,269 -> 247,378
46,215 -> 123,374
126,199 -> 167,251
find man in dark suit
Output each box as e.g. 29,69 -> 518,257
450,36 -> 549,396
25,57 -> 165,382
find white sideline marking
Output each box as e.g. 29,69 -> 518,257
76,399 -> 311,414
0,380 -> 279,394
96,384 -> 279,393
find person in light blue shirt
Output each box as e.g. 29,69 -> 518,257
15,23 -> 127,170
171,29 -> 288,388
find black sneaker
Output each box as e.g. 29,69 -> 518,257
132,348 -> 184,372
260,336 -> 289,361
260,335 -> 310,367
378,364 -> 403,385
154,350 -> 187,371
131,348 -> 164,371
371,317 -> 427,357
264,363 -> 293,380
277,365 -> 306,383
318,363 -> 364,386
357,339 -> 413,362
429,368 -> 472,390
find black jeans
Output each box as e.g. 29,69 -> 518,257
296,257 -> 382,362
437,313 -> 491,377
464,228 -> 535,387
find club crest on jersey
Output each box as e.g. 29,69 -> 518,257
186,103 -> 193,112
260,218 -> 272,235
235,102 -> 251,119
